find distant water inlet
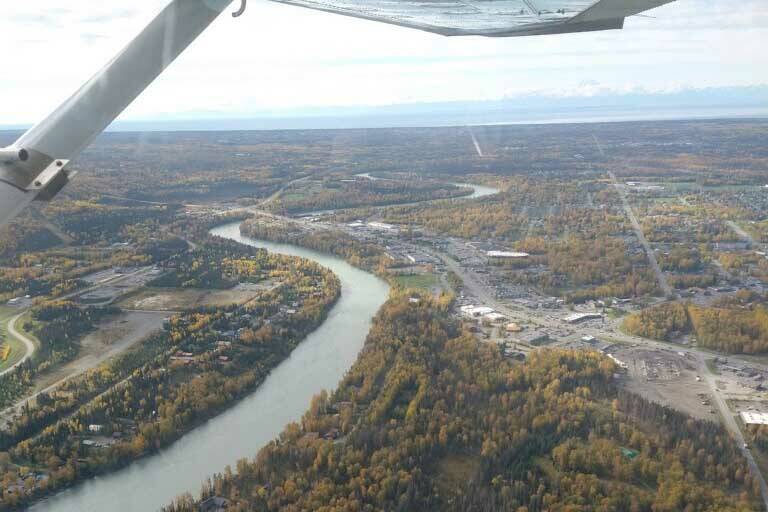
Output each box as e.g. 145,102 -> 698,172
355,172 -> 500,200
450,182 -> 498,199
30,222 -> 389,512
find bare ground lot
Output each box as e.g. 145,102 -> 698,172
29,311 -> 165,396
614,347 -> 717,421
118,282 -> 277,311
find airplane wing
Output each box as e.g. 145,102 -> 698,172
267,0 -> 674,37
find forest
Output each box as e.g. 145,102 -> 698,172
240,218 -> 391,275
0,119 -> 764,509
623,292 -> 768,354
164,293 -> 761,512
0,201 -> 188,303
0,237 -> 340,510
0,301 -> 118,408
269,177 -> 471,214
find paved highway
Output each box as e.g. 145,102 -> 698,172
421,236 -> 768,508
238,199 -> 768,508
608,170 -> 674,298
699,352 -> 768,510
0,312 -> 37,377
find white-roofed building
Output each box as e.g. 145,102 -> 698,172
487,251 -> 529,259
563,312 -> 603,324
460,305 -> 495,318
367,221 -> 396,231
741,411 -> 768,425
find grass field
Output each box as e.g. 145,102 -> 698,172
393,273 -> 441,290
0,307 -> 28,372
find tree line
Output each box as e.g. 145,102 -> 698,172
623,292 -> 768,354
165,292 -> 760,512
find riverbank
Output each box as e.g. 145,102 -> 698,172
0,235 -> 339,510
28,224 -> 388,512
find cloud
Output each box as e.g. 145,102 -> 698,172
78,9 -> 139,24
0,0 -> 766,124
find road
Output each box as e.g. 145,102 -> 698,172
0,265 -> 165,413
260,175 -> 311,207
608,171 -> 675,298
467,126 -> 484,157
0,312 -> 37,377
98,194 -> 206,209
727,220 -> 759,247
699,353 -> 768,510
236,194 -> 768,506
0,266 -> 156,380
1,311 -> 165,429
435,236 -> 768,507
443,243 -> 768,507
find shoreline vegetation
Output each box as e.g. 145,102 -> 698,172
154,218 -> 763,511
623,291 -> 768,354
0,234 -> 341,510
165,288 -> 761,511
240,218 -> 392,279
0,119 -> 766,510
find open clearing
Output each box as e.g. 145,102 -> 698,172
28,311 -> 166,396
118,283 -> 274,311
613,346 -> 717,421
393,273 -> 441,290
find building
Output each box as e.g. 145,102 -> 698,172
486,251 -> 529,259
563,312 -> 603,324
483,312 -> 507,323
515,331 -> 550,346
741,411 -> 768,425
367,221 -> 396,231
460,305 -> 495,318
505,322 -> 523,333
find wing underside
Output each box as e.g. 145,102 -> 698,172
267,0 -> 674,36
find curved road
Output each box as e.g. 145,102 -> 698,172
0,312 -> 36,377
0,265 -> 158,380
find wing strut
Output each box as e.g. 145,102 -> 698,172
0,0 -> 235,228
233,0 -> 248,17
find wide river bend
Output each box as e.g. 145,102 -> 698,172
30,222 -> 389,512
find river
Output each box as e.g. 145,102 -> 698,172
450,182 -> 498,199
294,174 -> 498,216
30,222 -> 389,512
355,172 -> 498,200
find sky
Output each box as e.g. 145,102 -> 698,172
1,0 -> 767,125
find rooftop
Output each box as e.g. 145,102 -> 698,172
487,251 -> 529,258
741,411 -> 768,425
563,312 -> 603,323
